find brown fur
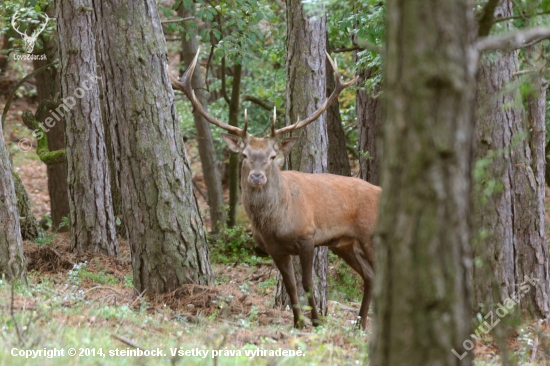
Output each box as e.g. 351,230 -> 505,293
223,135 -> 380,329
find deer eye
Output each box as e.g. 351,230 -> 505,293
242,153 -> 248,159
270,155 -> 276,160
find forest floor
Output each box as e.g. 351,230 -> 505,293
2,66 -> 550,365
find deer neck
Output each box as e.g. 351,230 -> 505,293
240,164 -> 288,232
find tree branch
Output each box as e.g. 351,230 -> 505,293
476,27 -> 550,52
355,39 -> 383,54
21,108 -> 66,165
494,10 -> 550,23
161,17 -> 193,24
477,0 -> 501,37
2,61 -> 58,128
332,46 -> 364,54
240,94 -> 272,110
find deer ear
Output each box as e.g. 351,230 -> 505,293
276,137 -> 298,155
222,133 -> 245,153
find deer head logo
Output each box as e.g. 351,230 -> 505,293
11,10 -> 49,54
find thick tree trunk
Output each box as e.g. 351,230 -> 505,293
56,0 -> 118,255
92,0 -> 213,292
100,95 -> 126,239
523,77 -> 550,318
370,0 -> 474,365
33,43 -> 70,231
356,68 -> 382,184
0,125 -> 26,281
178,6 -> 226,234
13,172 -> 43,241
473,2 -> 550,319
326,43 -> 351,177
275,0 -> 328,316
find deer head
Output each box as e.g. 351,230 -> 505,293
11,10 -> 49,54
168,49 -> 358,187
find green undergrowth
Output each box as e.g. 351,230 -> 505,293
208,225 -> 270,267
0,271 -> 370,366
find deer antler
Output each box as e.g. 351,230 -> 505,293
270,52 -> 358,138
168,48 -> 248,138
32,12 -> 49,37
11,12 -> 27,38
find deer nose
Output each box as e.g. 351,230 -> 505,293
249,173 -> 265,186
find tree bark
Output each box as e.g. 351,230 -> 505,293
473,2 -> 550,319
56,0 -> 118,256
178,6 -> 226,234
13,172 -> 43,241
356,68 -> 382,184
226,63 -> 242,228
524,76 -> 550,318
33,40 -> 70,231
92,0 -> 213,292
0,125 -> 26,281
326,39 -> 351,177
275,0 -> 328,316
370,0 -> 474,364
0,34 -> 12,76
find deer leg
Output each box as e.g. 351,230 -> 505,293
331,243 -> 373,330
272,254 -> 304,329
298,244 -> 321,327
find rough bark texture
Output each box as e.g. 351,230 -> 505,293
275,0 -> 328,316
370,0 -> 474,364
473,2 -> 550,319
56,0 -> 118,256
525,77 -> 550,318
326,44 -> 351,177
227,63 -> 242,228
0,124 -> 26,281
33,42 -> 70,230
0,34 -> 11,76
13,172 -> 43,241
179,6 -> 226,234
356,68 -> 382,184
92,0 -> 213,292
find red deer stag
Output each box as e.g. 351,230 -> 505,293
168,50 -> 381,330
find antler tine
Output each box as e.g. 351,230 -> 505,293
270,106 -> 276,137
168,48 -> 248,138
272,51 -> 358,138
11,12 -> 26,36
243,109 -> 248,135
33,13 -> 49,36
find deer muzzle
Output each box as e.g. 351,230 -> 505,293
248,172 -> 266,187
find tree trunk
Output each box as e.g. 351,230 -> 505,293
0,125 -> 26,281
370,0 -> 474,364
523,76 -> 550,318
275,0 -> 328,316
227,63 -> 242,228
92,0 -> 213,292
56,0 -> 118,256
13,172 -> 43,241
356,68 -> 382,184
100,90 -> 126,239
0,34 -> 12,76
326,40 -> 351,177
33,41 -> 70,231
473,2 -> 550,319
178,6 -> 226,234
